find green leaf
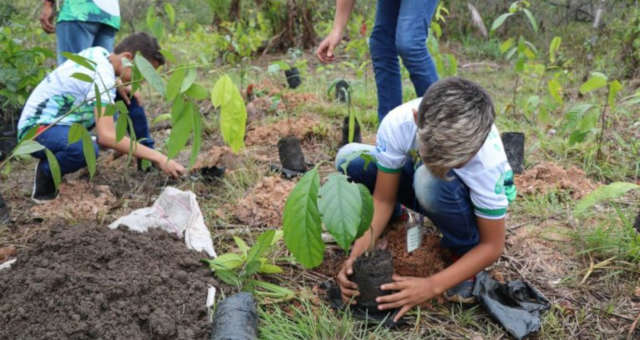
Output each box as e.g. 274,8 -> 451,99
152,113 -> 172,125
166,68 -> 186,102
181,68 -> 197,93
251,280 -> 294,300
212,75 -> 247,153
283,168 -> 324,268
164,3 -> 175,26
189,106 -> 202,167
12,140 -> 45,156
68,123 -> 84,143
208,253 -> 244,270
62,52 -> 96,71
94,84 -> 102,117
490,13 -> 513,33
608,80 -> 623,110
185,83 -> 208,100
247,230 -> 276,264
81,132 -> 96,178
243,259 -> 262,277
171,96 -> 185,124
259,263 -> 283,274
21,126 -> 40,141
356,184 -> 373,239
522,8 -> 538,32
115,112 -> 128,142
318,173 -> 362,251
134,53 -> 166,95
214,269 -> 241,286
574,182 -> 640,217
104,103 -> 117,117
548,78 -> 563,104
549,36 -> 561,64
568,129 -> 590,145
233,236 -> 250,256
348,113 -> 355,143
71,72 -> 93,83
579,72 -> 608,94
167,101 -> 193,159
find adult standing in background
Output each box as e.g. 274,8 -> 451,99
40,0 -> 120,64
316,0 -> 440,122
39,0 -> 155,156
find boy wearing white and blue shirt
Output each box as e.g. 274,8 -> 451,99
334,77 -> 516,322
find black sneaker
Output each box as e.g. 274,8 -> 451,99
31,161 -> 57,203
444,278 -> 476,304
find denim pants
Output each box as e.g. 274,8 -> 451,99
114,93 -> 155,149
56,21 -> 117,64
370,0 -> 440,122
32,125 -> 99,178
336,143 -> 479,255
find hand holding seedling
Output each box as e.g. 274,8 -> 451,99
377,275 -> 438,322
157,158 -> 186,178
336,257 -> 358,303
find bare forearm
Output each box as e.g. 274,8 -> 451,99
349,196 -> 395,259
332,0 -> 356,35
99,134 -> 165,164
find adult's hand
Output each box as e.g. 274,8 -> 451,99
336,257 -> 358,303
316,31 -> 342,63
40,1 -> 56,33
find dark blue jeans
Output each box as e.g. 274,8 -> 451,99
114,94 -> 155,149
336,143 -> 479,255
32,125 -> 99,178
370,0 -> 439,122
56,21 -> 117,65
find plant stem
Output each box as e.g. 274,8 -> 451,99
596,100 -> 609,160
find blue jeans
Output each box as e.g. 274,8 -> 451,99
336,143 -> 479,255
370,0 -> 439,122
56,21 -> 117,64
32,125 -> 99,179
114,94 -> 155,149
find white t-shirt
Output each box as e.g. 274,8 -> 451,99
18,47 -> 116,140
375,98 -> 516,219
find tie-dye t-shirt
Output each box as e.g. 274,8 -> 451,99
17,47 -> 116,140
57,0 -> 120,30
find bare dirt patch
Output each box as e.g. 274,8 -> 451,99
0,224 -> 216,339
230,176 -> 296,227
30,180 -> 116,221
245,115 -> 323,146
384,224 -> 451,278
192,145 -> 242,171
515,162 -> 596,199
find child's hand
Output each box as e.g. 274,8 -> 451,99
377,275 -> 438,322
337,257 -> 359,303
157,159 -> 186,178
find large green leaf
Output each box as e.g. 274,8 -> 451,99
283,168 -> 324,268
579,72 -> 608,94
68,123 -> 84,143
181,68 -> 197,93
81,132 -> 96,178
167,101 -> 193,159
115,112 -> 129,142
134,53 -> 166,95
185,83 -> 208,100
356,184 -> 373,239
318,173 -> 362,251
608,80 -> 623,111
166,68 -> 185,102
247,230 -> 276,265
574,182 -> 640,217
548,78 -> 563,104
549,36 -> 561,64
12,140 -> 45,156
522,8 -> 538,32
44,149 -> 61,189
212,75 -> 247,153
189,106 -> 202,167
70,72 -> 93,83
490,13 -> 513,33
62,52 -> 96,71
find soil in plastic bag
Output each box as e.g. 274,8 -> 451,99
335,79 -> 350,102
501,132 -> 525,174
350,249 -> 394,310
0,224 -> 216,339
472,271 -> 550,340
210,292 -> 258,340
285,68 -> 301,89
340,116 -> 362,146
278,135 -> 307,172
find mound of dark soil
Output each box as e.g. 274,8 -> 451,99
0,224 -> 217,340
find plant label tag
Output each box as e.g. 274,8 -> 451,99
406,225 -> 423,253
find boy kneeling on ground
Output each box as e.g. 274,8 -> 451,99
335,77 -> 516,322
17,32 -> 186,202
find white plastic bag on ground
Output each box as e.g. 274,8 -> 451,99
109,186 -> 216,257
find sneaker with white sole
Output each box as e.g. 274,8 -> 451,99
31,161 -> 57,203
444,278 -> 476,304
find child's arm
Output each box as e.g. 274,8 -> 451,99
94,107 -> 186,177
377,216 -> 506,322
336,170 -> 400,302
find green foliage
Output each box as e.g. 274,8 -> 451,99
202,230 -> 294,301
574,182 -> 639,217
427,4 -> 458,78
211,75 -> 247,153
282,167 -> 375,268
